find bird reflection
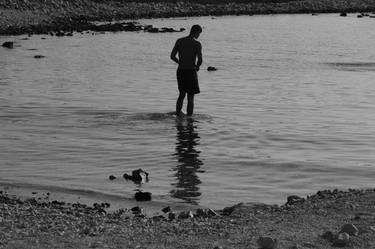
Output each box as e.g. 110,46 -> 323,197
171,118 -> 203,204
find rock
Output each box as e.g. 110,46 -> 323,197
257,236 -> 277,249
178,211 -> 194,219
2,41 -> 14,49
321,230 -> 335,242
134,191 -> 152,201
340,12 -> 347,17
130,206 -> 142,213
207,66 -> 217,71
333,232 -> 350,247
109,175 -> 116,180
287,195 -> 304,205
168,212 -> 176,220
124,169 -> 149,183
162,206 -> 171,213
357,14 -> 364,18
340,224 -> 359,236
132,169 -> 149,183
146,27 -> 159,33
196,208 -> 219,218
34,55 -> 45,59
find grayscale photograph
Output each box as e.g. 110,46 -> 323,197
1,0 -> 375,248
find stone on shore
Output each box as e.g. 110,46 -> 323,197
178,211 -> 194,219
257,236 -> 277,249
333,232 -> 350,247
340,223 -> 359,236
196,208 -> 219,218
286,195 -> 304,205
2,41 -> 14,49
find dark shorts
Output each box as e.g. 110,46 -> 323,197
177,68 -> 200,94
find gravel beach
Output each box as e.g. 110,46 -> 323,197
1,0 -> 375,35
2,188 -> 375,248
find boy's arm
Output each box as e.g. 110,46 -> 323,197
196,43 -> 202,71
170,41 -> 179,65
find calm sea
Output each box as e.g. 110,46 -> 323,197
1,14 -> 375,208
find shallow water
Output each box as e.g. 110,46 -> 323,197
1,14 -> 375,208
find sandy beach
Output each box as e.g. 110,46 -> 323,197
1,188 -> 375,248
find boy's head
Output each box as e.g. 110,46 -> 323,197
190,25 -> 202,38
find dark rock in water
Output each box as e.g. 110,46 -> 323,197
180,28 -> 186,32
123,173 -> 132,180
124,168 -> 149,183
340,12 -> 347,17
130,206 -> 142,213
2,41 -> 14,49
162,206 -> 171,213
109,175 -> 116,180
134,191 -> 152,201
357,14 -> 364,18
132,169 -> 149,182
207,66 -> 217,71
287,195 -> 305,205
34,55 -> 45,59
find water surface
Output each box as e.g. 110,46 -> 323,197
1,14 -> 375,208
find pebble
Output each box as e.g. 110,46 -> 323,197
178,211 -> 194,219
168,212 -> 176,220
321,230 -> 334,242
333,232 -> 350,247
340,223 -> 359,236
162,206 -> 171,213
207,66 -> 217,71
109,175 -> 116,180
257,236 -> 277,249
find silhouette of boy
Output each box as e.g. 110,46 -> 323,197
170,24 -> 202,116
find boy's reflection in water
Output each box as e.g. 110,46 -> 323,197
171,118 -> 204,204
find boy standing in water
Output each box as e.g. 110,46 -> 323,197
170,25 -> 203,116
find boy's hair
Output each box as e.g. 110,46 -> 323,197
190,25 -> 202,34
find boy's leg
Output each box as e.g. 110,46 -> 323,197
176,91 -> 186,115
187,94 -> 194,116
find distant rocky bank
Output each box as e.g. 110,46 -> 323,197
0,0 -> 375,35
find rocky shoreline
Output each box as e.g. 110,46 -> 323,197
1,0 -> 375,35
2,188 -> 375,248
